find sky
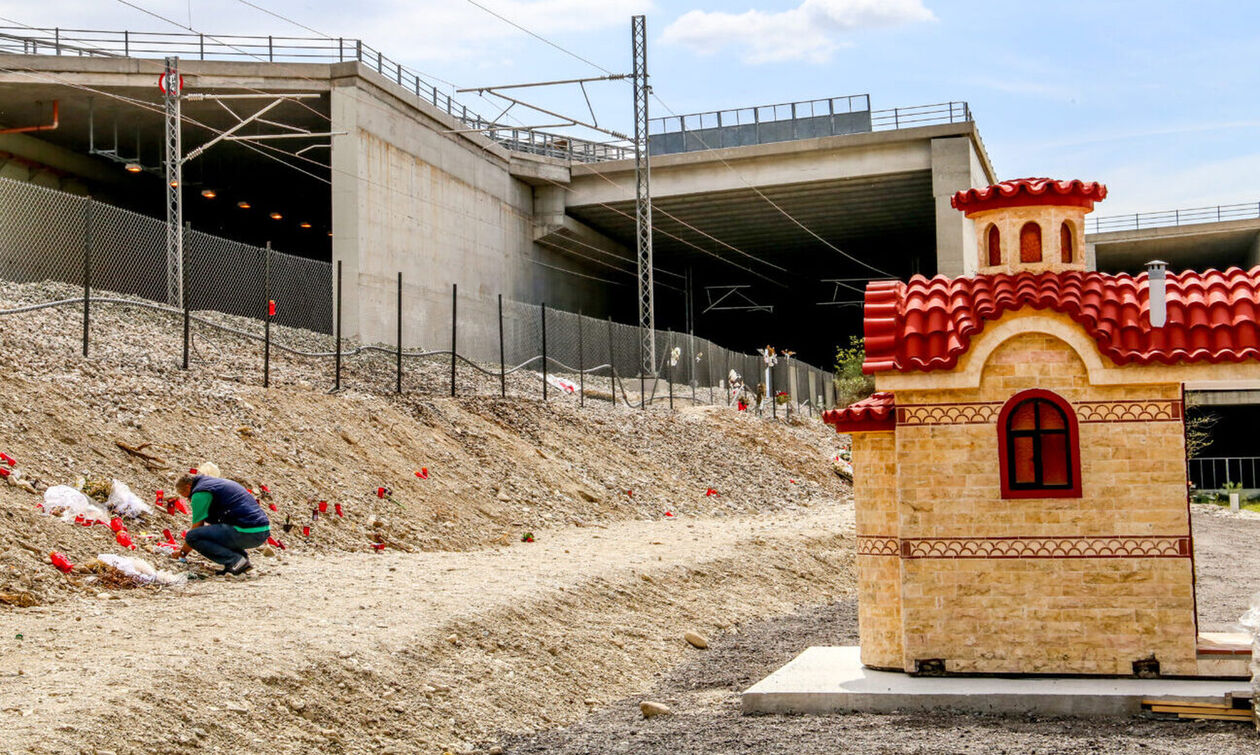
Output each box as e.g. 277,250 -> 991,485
2,0 -> 1258,217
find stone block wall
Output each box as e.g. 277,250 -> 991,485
856,319 -> 1198,675
853,430 -> 901,669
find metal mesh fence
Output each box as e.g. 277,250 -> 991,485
0,177 -> 838,413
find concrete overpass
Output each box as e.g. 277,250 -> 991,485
0,26 -> 994,364
1085,204 -> 1260,274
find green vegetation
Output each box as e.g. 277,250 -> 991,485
833,335 -> 875,409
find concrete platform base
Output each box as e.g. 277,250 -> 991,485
742,646 -> 1251,717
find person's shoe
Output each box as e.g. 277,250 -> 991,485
227,556 -> 252,575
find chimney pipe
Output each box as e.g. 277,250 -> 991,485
1147,260 -> 1168,327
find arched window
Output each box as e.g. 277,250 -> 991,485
987,224 -> 1001,266
1060,222 -> 1073,263
997,389 -> 1081,499
1019,222 -> 1042,263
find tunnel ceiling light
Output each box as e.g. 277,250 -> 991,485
201,188 -> 216,199
299,221 -> 311,229
124,163 -> 142,173
237,201 -> 251,209
269,211 -> 283,220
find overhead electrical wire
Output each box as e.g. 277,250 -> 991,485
450,0 -> 877,283
104,0 -> 694,290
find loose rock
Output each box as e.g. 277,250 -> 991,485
684,630 -> 709,649
639,701 -> 672,718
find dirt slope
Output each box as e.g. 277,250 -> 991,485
0,283 -> 847,604
1,283 -> 856,752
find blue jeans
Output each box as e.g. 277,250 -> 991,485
185,524 -> 269,566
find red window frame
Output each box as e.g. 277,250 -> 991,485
997,389 -> 1082,499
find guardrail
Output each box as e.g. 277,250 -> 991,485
1086,202 -> 1260,234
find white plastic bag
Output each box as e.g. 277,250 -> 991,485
545,375 -> 578,394
1241,594 -> 1260,712
107,480 -> 152,519
43,485 -> 109,523
97,554 -> 186,587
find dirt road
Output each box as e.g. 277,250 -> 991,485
504,508 -> 1260,755
1,498 -> 855,754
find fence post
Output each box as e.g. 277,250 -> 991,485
707,343 -> 714,405
690,330 -> 697,405
724,349 -> 730,405
498,294 -> 506,398
263,242 -> 272,388
450,283 -> 457,397
607,316 -> 617,408
578,311 -> 585,408
541,302 -> 548,401
181,222 -> 191,370
334,260 -> 342,391
81,197 -> 92,357
395,271 -> 402,393
667,329 -> 674,410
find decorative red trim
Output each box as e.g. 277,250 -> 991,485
1075,399 -> 1182,422
898,402 -> 1002,425
896,399 -> 1183,426
1196,647 -> 1252,656
856,535 -> 899,556
997,389 -> 1083,499
898,535 -> 1191,559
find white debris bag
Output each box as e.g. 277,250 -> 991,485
545,375 -> 578,394
198,461 -> 222,478
43,485 -> 110,523
97,554 -> 186,587
1240,594 -> 1260,716
107,479 -> 152,518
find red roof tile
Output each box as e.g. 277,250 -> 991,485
951,178 -> 1107,215
863,267 -> 1260,374
823,392 -> 896,432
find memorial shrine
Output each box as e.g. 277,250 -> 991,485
825,177 -> 1260,677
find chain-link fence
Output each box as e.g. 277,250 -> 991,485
0,177 -> 837,416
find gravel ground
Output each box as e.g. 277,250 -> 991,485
1189,504 -> 1260,631
502,509 -> 1260,755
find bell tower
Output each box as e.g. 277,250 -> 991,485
951,178 -> 1106,275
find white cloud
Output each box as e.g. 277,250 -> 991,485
661,0 -> 935,64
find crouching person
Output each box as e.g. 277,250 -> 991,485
171,472 -> 270,575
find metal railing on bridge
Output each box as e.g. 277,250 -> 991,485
647,95 -> 971,155
0,26 -> 632,162
0,26 -> 973,163
1086,201 -> 1260,234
